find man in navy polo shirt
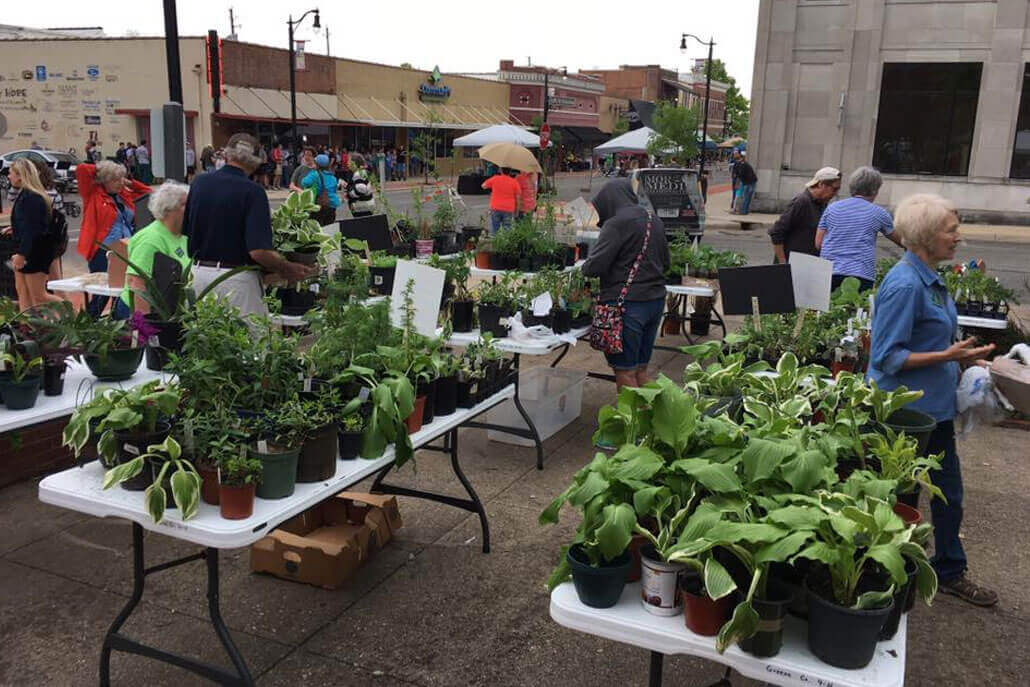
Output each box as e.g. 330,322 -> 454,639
183,132 -> 314,317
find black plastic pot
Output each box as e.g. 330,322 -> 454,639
896,485 -> 921,510
552,308 -> 571,334
488,252 -> 506,271
277,285 -> 317,316
478,304 -> 510,338
879,560 -> 919,640
806,583 -> 893,669
0,376 -> 42,410
439,280 -> 456,310
739,583 -> 793,657
883,408 -> 937,457
434,231 -> 459,254
567,543 -> 632,609
84,347 -> 145,381
419,378 -> 438,425
522,309 -> 552,329
457,379 -> 476,408
143,315 -> 185,371
114,422 -> 172,490
43,359 -> 67,396
338,430 -> 362,460
530,254 -> 547,271
689,312 -> 711,336
576,242 -> 590,260
434,374 -> 458,416
369,266 -> 396,295
451,299 -> 475,333
564,245 -> 577,267
297,423 -> 339,483
571,312 -> 593,329
285,249 -> 319,266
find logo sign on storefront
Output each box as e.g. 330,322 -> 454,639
84,115 -> 101,125
418,66 -> 451,102
87,65 -> 100,80
22,70 -> 33,80
35,66 -> 47,82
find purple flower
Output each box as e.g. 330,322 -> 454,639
129,311 -> 160,340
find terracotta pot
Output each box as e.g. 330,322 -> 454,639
219,482 -> 255,520
475,251 -> 492,269
893,501 -> 922,526
831,359 -> 856,378
405,395 -> 427,434
662,317 -> 681,336
196,462 -> 219,505
681,580 -> 735,636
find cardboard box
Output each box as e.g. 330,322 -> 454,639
250,496 -> 372,589
337,492 -> 403,546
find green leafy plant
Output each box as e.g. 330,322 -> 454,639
62,381 -> 180,463
102,436 -> 200,524
219,452 -> 264,488
272,189 -> 336,255
0,352 -> 42,382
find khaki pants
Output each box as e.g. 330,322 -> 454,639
192,265 -> 267,319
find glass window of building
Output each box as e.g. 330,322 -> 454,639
872,62 -> 982,176
1010,64 -> 1030,179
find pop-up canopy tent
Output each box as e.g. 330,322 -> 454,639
452,124 -> 542,148
593,126 -> 657,155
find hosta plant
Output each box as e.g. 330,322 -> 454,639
272,189 -> 336,255
102,436 -> 200,524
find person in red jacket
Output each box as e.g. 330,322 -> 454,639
76,160 -> 151,316
482,167 -> 521,235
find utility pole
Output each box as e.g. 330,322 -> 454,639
287,9 -> 321,159
681,34 -> 715,200
228,7 -> 239,39
163,0 -> 183,104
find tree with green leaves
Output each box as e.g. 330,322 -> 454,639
706,58 -> 750,139
646,102 -> 701,167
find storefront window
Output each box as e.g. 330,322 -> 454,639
1010,64 -> 1030,179
872,62 -> 982,176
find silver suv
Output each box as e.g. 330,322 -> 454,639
0,149 -> 80,192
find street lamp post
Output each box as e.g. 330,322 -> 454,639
681,33 -> 715,200
540,66 -> 566,193
288,8 -> 320,159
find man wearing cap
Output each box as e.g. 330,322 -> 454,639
768,166 -> 841,263
183,132 -> 315,317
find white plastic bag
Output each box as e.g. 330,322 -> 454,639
955,366 -> 1004,434
507,312 -> 579,347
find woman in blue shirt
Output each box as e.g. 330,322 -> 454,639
869,193 -> 996,607
301,154 -> 341,226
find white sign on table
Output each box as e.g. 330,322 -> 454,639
390,260 -> 445,337
788,253 -> 833,312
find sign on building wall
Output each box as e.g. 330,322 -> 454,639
418,66 -> 451,102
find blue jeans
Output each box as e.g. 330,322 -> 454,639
738,183 -> 755,214
490,210 -> 513,236
603,298 -> 665,370
927,421 -> 967,582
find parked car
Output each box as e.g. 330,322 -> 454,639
634,167 -> 706,239
0,149 -> 80,192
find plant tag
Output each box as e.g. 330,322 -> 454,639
793,309 -> 807,337
257,439 -> 268,453
295,282 -> 303,293
131,330 -> 139,347
303,377 -> 312,392
751,296 -> 761,333
309,283 -> 320,294
239,444 -> 247,459
359,386 -> 371,401
148,335 -> 160,348
297,372 -> 305,381
374,275 -> 383,285
123,443 -> 140,456
531,291 -> 553,317
499,317 -> 509,327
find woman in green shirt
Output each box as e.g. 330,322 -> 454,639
120,180 -> 191,314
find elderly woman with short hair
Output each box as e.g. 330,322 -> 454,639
815,166 -> 904,291
869,193 -> 997,608
118,181 -> 191,317
76,159 -> 152,316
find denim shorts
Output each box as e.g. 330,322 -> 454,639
603,297 -> 666,370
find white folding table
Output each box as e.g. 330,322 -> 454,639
445,326 -> 592,470
956,314 -> 1007,331
38,384 -> 516,686
47,275 -> 124,298
470,259 -> 584,281
662,283 -> 727,345
550,582 -> 906,687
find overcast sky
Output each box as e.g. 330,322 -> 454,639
7,1 -> 761,96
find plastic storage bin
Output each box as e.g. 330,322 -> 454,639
487,367 -> 586,446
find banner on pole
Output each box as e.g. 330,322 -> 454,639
295,40 -> 306,71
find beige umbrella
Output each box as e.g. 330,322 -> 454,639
477,142 -> 543,173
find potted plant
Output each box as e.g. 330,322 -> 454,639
101,435 -> 200,523
0,350 -> 43,410
63,381 -> 180,491
431,192 -> 461,254
369,251 -> 398,296
331,363 -> 415,467
476,276 -> 516,338
59,311 -> 144,381
272,189 -> 335,265
338,412 -> 364,460
475,236 -> 493,270
218,450 -> 263,520
793,495 -> 935,669
270,396 -> 338,484
434,353 -> 460,417
42,353 -> 67,397
634,492 -> 697,618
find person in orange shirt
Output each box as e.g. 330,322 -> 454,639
515,171 -> 537,220
482,168 -> 521,235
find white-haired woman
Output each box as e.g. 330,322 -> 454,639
869,193 -> 997,607
76,159 -> 151,316
5,159 -> 63,309
117,181 -> 191,317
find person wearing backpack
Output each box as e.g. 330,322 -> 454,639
301,154 -> 341,226
5,159 -> 64,309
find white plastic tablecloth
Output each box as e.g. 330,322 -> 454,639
445,326 -> 590,356
550,582 -> 905,687
38,385 -> 515,549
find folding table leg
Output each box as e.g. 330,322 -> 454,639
509,353 -> 544,470
649,651 -> 664,687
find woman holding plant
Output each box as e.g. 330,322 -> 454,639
869,193 -> 997,607
118,181 -> 191,316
